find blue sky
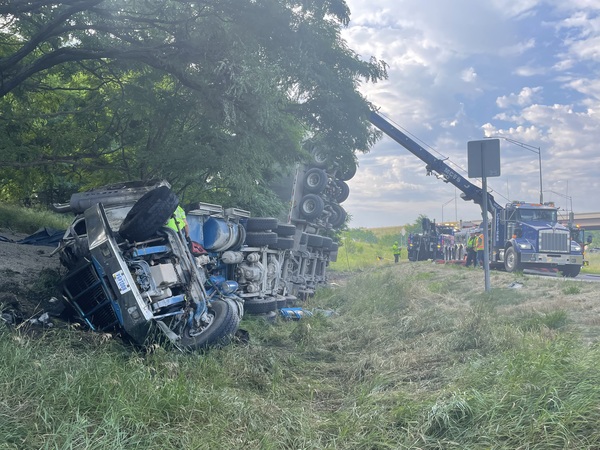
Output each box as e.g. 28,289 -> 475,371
340,0 -> 600,228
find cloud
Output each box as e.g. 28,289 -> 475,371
499,38 -> 537,57
496,87 -> 544,109
461,67 -> 478,82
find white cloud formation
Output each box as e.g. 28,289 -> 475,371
341,0 -> 600,227
496,87 -> 544,109
461,67 -> 478,82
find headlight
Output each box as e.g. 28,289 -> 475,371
518,242 -> 532,250
571,243 -> 582,252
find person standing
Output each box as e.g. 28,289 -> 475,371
475,232 -> 485,268
392,241 -> 401,263
465,233 -> 477,267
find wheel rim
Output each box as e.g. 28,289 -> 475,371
313,150 -> 328,165
307,173 -> 322,188
506,250 -> 514,270
302,199 -> 317,214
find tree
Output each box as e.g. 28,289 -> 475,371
0,0 -> 387,211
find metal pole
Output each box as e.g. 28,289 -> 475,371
538,149 -> 543,204
454,188 -> 458,223
481,159 -> 491,292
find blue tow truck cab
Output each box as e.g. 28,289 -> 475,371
497,201 -> 583,276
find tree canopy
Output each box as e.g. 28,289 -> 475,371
0,0 -> 387,214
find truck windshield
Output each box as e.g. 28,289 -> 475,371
517,209 -> 557,222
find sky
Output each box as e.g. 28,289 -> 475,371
340,0 -> 600,229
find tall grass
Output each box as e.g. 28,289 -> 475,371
0,203 -> 72,234
3,206 -> 600,448
3,262 -> 600,449
583,252 -> 600,274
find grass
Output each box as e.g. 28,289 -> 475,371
583,252 -> 600,274
3,262 -> 600,449
0,202 -> 72,235
3,206 -> 600,448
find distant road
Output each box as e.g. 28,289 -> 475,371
524,268 -> 600,283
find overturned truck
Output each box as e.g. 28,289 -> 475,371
53,152 -> 353,350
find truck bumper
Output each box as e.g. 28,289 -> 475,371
520,252 -> 583,266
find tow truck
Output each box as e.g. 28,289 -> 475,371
369,111 -> 584,277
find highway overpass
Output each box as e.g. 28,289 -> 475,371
460,212 -> 600,231
558,212 -> 600,231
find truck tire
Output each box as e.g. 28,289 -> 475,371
275,223 -> 296,237
299,194 -> 324,220
244,231 -> 278,247
119,186 -> 179,242
504,246 -> 522,273
272,237 -> 295,250
245,217 -> 278,232
328,204 -> 347,229
321,237 -> 333,250
337,159 -> 357,181
333,180 -> 350,203
303,168 -> 328,194
178,299 -> 240,350
244,297 -> 278,315
310,146 -> 330,168
306,233 -> 323,247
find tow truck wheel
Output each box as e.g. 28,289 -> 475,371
504,247 -> 522,273
178,299 -> 240,350
119,186 -> 179,242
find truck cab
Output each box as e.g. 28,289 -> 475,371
500,201 -> 583,276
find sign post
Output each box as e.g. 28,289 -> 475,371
467,139 -> 501,292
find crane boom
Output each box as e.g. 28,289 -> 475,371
369,110 -> 503,215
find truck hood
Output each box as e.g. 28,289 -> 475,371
520,221 -> 568,233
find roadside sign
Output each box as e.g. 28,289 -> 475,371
467,139 -> 501,178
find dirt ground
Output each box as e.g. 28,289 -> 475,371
0,229 -> 65,323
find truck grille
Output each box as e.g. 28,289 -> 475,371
61,262 -> 119,331
539,229 -> 569,253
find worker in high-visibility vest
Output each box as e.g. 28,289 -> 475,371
475,232 -> 485,268
392,241 -> 401,263
465,233 -> 478,267
165,205 -> 189,238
